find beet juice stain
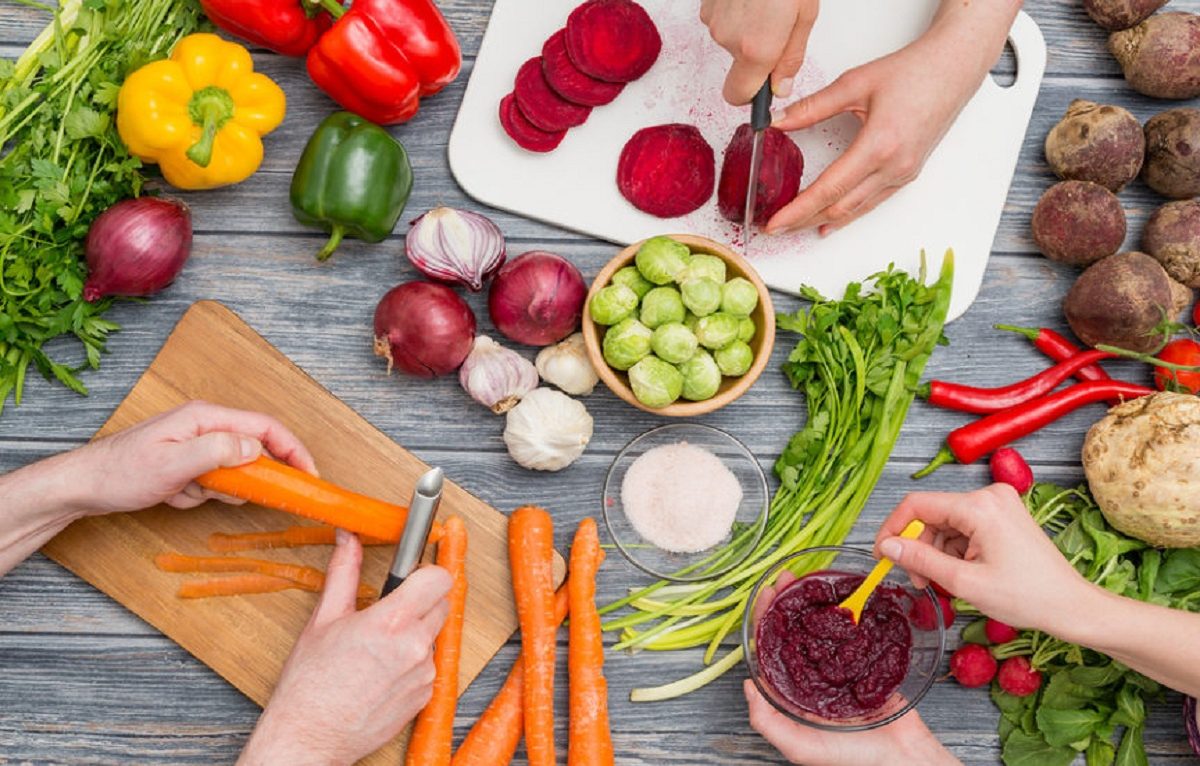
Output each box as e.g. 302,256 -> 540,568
756,572 -> 913,719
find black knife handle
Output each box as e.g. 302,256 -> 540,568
750,81 -> 772,131
381,572 -> 405,598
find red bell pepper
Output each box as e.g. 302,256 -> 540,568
305,0 -> 462,125
199,0 -> 335,57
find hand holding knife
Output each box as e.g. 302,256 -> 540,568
741,80 -> 774,258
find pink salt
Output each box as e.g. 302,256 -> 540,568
621,441 -> 742,553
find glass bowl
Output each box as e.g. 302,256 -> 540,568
602,423 -> 769,583
742,546 -> 946,732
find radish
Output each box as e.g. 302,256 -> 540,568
910,594 -> 955,631
998,656 -> 1043,697
990,447 -> 1034,494
950,644 -> 998,688
985,618 -> 1020,644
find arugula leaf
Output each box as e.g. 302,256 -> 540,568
1002,730 -> 1078,766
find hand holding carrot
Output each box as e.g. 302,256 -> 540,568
238,531 -> 450,766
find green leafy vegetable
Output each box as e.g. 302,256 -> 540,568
0,0 -> 204,414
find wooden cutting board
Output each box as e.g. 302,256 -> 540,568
42,300 -> 562,764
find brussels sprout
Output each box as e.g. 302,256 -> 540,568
628,356 -> 683,408
679,349 -> 722,401
589,284 -> 638,326
695,312 -> 740,349
683,310 -> 700,334
634,236 -> 689,285
640,286 -> 686,329
737,316 -> 756,343
680,277 -> 722,317
611,266 -> 654,299
715,341 -> 754,376
651,322 -> 699,364
721,277 -> 759,316
602,318 -> 652,371
682,253 -> 726,284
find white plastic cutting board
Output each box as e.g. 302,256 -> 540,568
449,1 -> 1046,321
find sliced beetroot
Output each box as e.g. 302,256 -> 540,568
514,56 -> 592,133
499,93 -> 566,153
566,0 -> 662,83
542,29 -> 625,107
617,124 -> 715,218
718,124 -> 804,226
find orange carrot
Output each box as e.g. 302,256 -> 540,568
406,516 -> 469,766
451,585 -> 569,766
154,553 -> 375,601
507,506 -> 557,766
178,574 -> 296,598
568,518 -> 612,766
207,526 -> 391,552
196,456 -> 409,541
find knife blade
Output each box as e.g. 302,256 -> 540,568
742,80 -> 774,257
381,466 -> 443,597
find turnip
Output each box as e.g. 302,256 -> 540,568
1043,100 -> 1144,192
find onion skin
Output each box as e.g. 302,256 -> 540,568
488,251 -> 586,346
83,196 -> 192,301
373,281 -> 477,378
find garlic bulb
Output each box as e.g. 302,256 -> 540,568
535,332 -> 598,396
504,388 -> 593,471
459,336 -> 538,413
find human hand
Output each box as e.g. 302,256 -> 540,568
745,681 -> 958,765
240,531 -> 451,766
874,484 -> 1091,636
69,400 -> 316,516
701,0 -> 819,104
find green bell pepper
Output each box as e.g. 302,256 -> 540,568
290,111 -> 413,261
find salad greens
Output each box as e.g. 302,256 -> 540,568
0,0 -> 204,414
600,251 -> 954,701
977,483 -> 1200,766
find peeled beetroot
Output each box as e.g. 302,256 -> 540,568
499,93 -> 566,153
566,0 -> 661,83
541,29 -> 624,107
718,124 -> 804,227
617,124 -> 715,218
514,56 -> 591,133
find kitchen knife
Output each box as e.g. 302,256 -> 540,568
742,80 -> 774,257
381,466 -> 443,597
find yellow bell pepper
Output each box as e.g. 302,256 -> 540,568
116,33 -> 285,190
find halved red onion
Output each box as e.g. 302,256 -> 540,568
405,206 -> 506,292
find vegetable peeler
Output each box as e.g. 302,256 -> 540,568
381,466 -> 443,597
742,80 -> 774,257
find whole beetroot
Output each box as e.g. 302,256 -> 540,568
1031,181 -> 1126,266
1084,0 -> 1168,30
1044,100 -> 1144,192
1143,108 -> 1200,200
1063,252 -> 1175,352
1109,12 -> 1200,100
1145,201 -> 1200,288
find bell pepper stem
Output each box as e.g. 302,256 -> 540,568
316,225 -> 345,262
306,0 -> 345,19
912,445 -> 956,479
186,86 -> 235,169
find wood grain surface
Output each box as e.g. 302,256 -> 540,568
1,0 -> 1199,764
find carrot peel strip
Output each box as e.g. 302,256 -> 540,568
178,574 -> 296,598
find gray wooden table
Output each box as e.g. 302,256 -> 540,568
1,1 -> 1198,763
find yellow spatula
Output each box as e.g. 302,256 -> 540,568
839,520 -> 926,624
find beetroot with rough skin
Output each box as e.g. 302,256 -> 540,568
718,124 -> 804,227
617,124 -> 715,218
499,93 -> 565,153
542,29 -> 624,107
566,0 -> 661,83
514,56 -> 591,133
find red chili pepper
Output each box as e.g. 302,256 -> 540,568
913,380 -> 1153,478
200,0 -> 334,57
920,349 -> 1115,414
305,0 -> 462,125
994,325 -> 1112,383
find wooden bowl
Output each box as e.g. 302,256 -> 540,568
581,234 -> 775,417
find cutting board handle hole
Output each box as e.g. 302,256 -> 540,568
989,41 -> 1017,88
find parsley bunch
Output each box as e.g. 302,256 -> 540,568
0,0 -> 203,414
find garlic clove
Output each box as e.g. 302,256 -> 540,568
459,336 -> 539,414
535,332 -> 599,396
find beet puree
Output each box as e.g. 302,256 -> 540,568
755,571 -> 913,719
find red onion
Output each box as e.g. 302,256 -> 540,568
373,281 -> 477,377
406,206 -> 506,291
488,251 -> 586,346
83,196 -> 192,302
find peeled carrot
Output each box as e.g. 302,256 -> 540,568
406,516 -> 469,766
196,456 -> 409,541
508,506 -> 557,766
451,585 -> 569,766
178,574 -> 296,598
207,526 -> 392,552
568,518 -> 612,766
154,552 -> 375,601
